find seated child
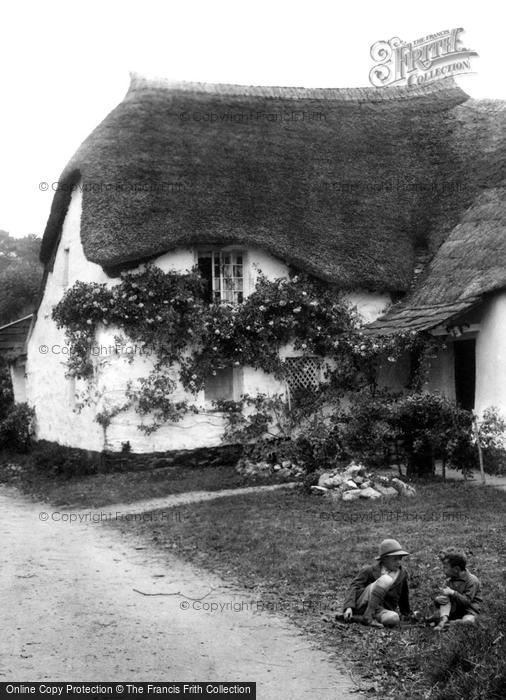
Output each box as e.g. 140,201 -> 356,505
338,538 -> 411,628
428,550 -> 482,630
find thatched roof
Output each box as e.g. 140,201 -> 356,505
369,99 -> 505,333
41,74 -> 486,293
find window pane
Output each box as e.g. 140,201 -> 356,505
199,249 -> 244,305
204,367 -> 234,401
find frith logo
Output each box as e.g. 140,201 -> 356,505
369,28 -> 478,87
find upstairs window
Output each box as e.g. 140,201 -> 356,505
62,247 -> 70,287
197,250 -> 244,304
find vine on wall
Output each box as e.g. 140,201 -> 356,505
52,264 -> 432,434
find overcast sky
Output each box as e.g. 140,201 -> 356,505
0,0 -> 503,238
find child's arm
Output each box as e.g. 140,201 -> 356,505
446,578 -> 481,610
342,566 -> 373,611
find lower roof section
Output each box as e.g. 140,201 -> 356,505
365,296 -> 482,335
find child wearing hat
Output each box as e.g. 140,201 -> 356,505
338,538 -> 412,628
426,550 -> 482,630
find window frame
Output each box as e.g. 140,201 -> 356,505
202,365 -> 244,409
62,247 -> 70,288
195,247 -> 248,305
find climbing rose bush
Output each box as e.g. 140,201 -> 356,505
52,264 -> 432,435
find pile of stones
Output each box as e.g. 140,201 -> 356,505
311,461 -> 416,501
235,457 -> 305,479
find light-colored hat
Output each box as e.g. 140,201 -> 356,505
375,539 -> 409,560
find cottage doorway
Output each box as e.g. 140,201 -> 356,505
454,338 -> 476,410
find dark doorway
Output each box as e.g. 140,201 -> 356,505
454,338 -> 476,410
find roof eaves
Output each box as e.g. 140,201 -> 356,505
364,295 -> 482,335
0,314 -> 34,332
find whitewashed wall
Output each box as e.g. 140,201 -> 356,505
26,188 -> 111,450
10,359 -> 27,402
475,292 -> 506,417
25,185 -> 392,452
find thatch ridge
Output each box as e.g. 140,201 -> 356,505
126,72 -> 466,102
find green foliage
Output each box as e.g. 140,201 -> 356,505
31,440 -> 98,478
0,359 -> 14,420
337,388 -> 398,466
0,231 -> 42,325
51,263 -> 464,459
52,267 -> 206,379
215,390 -> 345,471
125,369 -> 196,435
0,403 -> 35,452
224,385 -> 506,478
478,407 -> 506,475
54,265 -> 401,433
0,356 -> 35,454
421,600 -> 506,699
390,392 -> 473,475
337,390 -> 487,476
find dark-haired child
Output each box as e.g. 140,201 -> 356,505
428,551 -> 482,630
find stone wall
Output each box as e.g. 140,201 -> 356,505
33,439 -> 243,475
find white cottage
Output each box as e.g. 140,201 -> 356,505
16,75 -> 506,453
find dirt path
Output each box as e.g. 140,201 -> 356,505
1,485 -> 361,699
71,481 -> 299,514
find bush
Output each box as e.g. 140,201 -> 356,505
218,391 -> 345,473
31,440 -> 98,478
0,403 -> 35,452
338,388 -> 397,467
389,393 -> 464,476
220,385 -> 506,480
482,446 -> 506,475
327,391 -> 504,478
478,407 -> 506,475
0,359 -> 14,420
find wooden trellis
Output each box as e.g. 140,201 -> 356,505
283,356 -> 322,393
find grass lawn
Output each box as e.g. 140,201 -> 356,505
0,451 -> 293,507
102,480 -> 506,699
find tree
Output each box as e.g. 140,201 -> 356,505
0,231 -> 42,325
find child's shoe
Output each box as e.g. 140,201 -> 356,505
434,616 -> 449,631
424,614 -> 441,626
